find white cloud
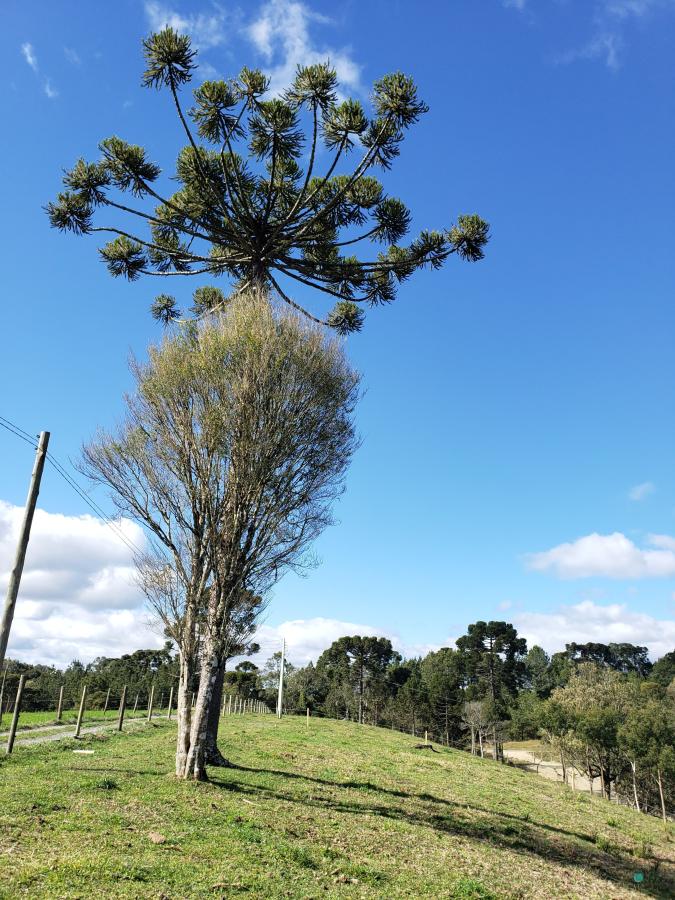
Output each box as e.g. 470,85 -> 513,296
514,600 -> 675,659
532,0 -> 675,71
144,1 -> 232,50
0,500 -> 158,668
21,42 -> 38,72
43,79 -> 59,99
248,616 -> 393,666
556,31 -> 623,70
525,531 -> 675,579
246,0 -> 361,96
629,480 -> 655,501
143,1 -> 361,96
20,41 -> 58,98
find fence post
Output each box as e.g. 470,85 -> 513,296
307,707 -> 310,728
167,686 -> 174,721
159,691 -> 164,712
6,674 -> 26,754
56,684 -> 64,722
0,664 -> 7,727
117,685 -> 127,732
103,688 -> 110,717
74,684 -> 87,739
133,692 -> 139,714
147,684 -> 155,722
227,694 -> 232,715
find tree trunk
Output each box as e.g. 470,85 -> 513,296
630,760 -> 640,812
478,730 -> 484,758
204,658 -> 231,767
657,768 -> 667,822
175,650 -> 193,778
178,631 -> 221,781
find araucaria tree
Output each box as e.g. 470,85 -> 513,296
82,293 -> 359,779
47,28 -> 489,334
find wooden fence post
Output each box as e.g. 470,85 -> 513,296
167,686 -> 174,721
117,685 -> 127,732
227,694 -> 232,715
103,688 -> 110,717
56,684 -> 64,722
0,665 -> 7,727
147,684 -> 155,722
74,684 -> 87,739
307,707 -> 310,727
133,692 -> 139,714
6,674 -> 26,754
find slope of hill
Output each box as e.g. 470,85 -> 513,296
0,716 -> 672,898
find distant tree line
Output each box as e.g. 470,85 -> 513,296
3,624 -> 673,818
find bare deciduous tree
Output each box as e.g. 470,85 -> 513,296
83,291 -> 359,779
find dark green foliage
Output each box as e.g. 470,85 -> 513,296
455,621 -> 527,709
651,650 -> 675,687
48,27 -> 489,332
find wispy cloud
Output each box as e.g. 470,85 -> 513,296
525,531 -> 675,579
20,41 -> 59,98
505,0 -> 675,70
144,1 -> 233,51
43,79 -> 59,99
556,31 -> 623,71
64,47 -> 81,65
629,480 -> 655,501
20,42 -> 38,72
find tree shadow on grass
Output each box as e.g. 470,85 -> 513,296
214,765 -> 672,899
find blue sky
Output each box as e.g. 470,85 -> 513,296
1,0 -> 674,667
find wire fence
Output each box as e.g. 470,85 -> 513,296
1,678 -> 272,754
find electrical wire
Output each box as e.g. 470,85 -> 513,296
1,412 -> 144,558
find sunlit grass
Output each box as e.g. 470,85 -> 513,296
0,716 -> 672,898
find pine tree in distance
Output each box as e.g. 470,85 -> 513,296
47,28 -> 489,334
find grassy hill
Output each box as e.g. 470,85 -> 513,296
0,716 -> 672,898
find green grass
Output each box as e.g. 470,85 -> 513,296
0,717 -> 672,898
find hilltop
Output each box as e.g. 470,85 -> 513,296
0,716 -> 673,898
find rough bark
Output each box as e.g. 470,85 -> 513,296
204,659 -> 231,767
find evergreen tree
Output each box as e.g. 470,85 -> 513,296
47,27 -> 489,334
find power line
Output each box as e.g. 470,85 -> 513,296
0,418 -> 37,449
1,412 -> 144,558
44,455 -> 144,557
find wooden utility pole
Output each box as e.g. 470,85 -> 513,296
0,431 -> 50,671
276,638 -> 285,719
6,674 -> 25,755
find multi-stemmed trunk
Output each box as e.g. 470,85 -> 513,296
178,628 -> 222,780
204,659 -> 230,767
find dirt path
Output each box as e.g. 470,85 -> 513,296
503,747 -> 594,793
3,716 -> 167,747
